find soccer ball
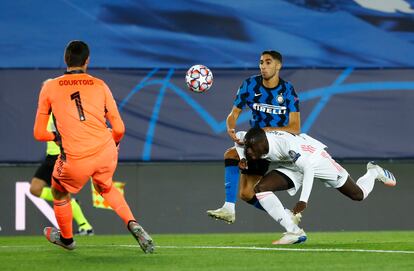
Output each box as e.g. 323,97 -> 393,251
185,64 -> 213,93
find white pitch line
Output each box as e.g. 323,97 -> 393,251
1,244 -> 413,254
158,245 -> 414,254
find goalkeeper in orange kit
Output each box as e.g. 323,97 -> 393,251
33,40 -> 154,253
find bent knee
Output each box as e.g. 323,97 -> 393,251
224,147 -> 239,160
29,186 -> 42,197
51,186 -> 69,200
239,193 -> 252,202
353,195 -> 364,201
30,178 -> 46,197
253,182 -> 268,194
239,190 -> 254,202
94,182 -> 112,194
349,191 -> 364,201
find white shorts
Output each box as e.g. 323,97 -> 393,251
273,151 -> 349,196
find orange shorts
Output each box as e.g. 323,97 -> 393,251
52,141 -> 118,194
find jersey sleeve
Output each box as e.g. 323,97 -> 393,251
103,83 -> 125,143
233,80 -> 248,109
294,155 -> 315,203
285,82 -> 300,113
33,84 -> 55,141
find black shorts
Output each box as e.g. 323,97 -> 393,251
33,155 -> 59,186
241,159 -> 270,176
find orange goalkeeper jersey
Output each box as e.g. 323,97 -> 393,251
33,72 -> 125,160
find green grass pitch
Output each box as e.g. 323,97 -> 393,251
1,231 -> 413,271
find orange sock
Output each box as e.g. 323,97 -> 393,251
53,199 -> 73,239
101,184 -> 135,225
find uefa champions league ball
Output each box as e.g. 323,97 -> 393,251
185,64 -> 213,93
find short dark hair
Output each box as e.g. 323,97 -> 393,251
244,128 -> 267,146
64,40 -> 90,67
261,50 -> 282,63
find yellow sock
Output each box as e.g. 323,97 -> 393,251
39,187 -> 54,201
71,198 -> 92,230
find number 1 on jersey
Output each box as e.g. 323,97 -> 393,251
71,91 -> 86,121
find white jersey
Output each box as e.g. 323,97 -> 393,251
235,131 -> 348,203
264,131 -> 328,165
236,131 -> 326,164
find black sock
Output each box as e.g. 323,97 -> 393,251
224,159 -> 239,166
60,235 -> 74,245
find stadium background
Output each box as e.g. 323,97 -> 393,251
0,0 -> 413,235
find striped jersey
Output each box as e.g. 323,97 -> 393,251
233,75 -> 299,128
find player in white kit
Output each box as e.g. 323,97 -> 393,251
235,128 -> 397,245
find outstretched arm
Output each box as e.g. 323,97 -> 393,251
292,155 -> 315,214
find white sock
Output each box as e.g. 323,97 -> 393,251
222,202 -> 235,213
356,168 -> 377,199
256,192 -> 300,233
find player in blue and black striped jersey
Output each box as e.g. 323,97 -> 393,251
233,71 -> 299,128
207,50 -> 301,224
